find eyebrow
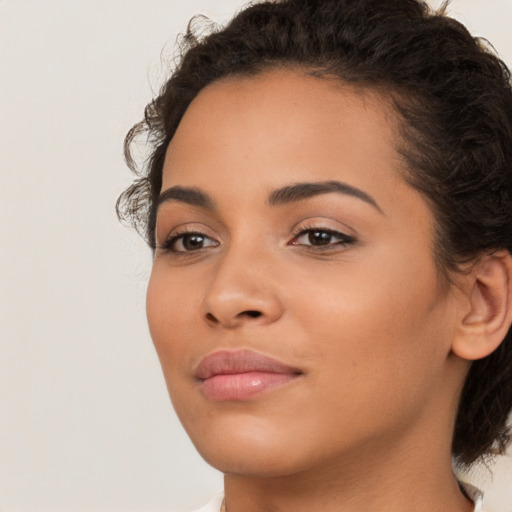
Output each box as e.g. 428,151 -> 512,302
157,186 -> 215,210
156,180 -> 383,215
268,180 -> 383,214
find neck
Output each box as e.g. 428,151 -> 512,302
223,417 -> 474,512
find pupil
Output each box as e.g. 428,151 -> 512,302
184,234 -> 204,250
309,231 -> 331,245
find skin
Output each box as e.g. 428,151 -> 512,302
147,69 -> 477,511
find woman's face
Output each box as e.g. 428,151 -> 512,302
147,69 -> 460,477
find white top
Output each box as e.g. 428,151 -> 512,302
193,484 -> 484,512
194,493 -> 224,512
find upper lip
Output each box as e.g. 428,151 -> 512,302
195,349 -> 302,380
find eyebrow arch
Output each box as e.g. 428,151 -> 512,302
157,186 -> 215,211
268,180 -> 383,214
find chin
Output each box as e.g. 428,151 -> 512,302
198,443 -> 307,478
182,413 -> 313,478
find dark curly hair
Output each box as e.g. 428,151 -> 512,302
117,0 -> 512,466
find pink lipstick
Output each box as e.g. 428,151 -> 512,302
195,349 -> 302,401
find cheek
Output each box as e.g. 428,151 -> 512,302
146,267 -> 205,421
146,265 -> 197,366
290,245 -> 450,397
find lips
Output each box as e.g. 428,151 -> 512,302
195,349 -> 302,401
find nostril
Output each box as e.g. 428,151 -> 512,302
240,310 -> 262,318
204,309 -> 264,325
205,312 -> 218,323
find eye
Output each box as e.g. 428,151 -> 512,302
290,228 -> 355,249
161,232 -> 219,253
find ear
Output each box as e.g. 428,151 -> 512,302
451,250 -> 512,361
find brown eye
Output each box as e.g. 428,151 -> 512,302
308,230 -> 333,246
290,228 -> 355,249
181,234 -> 207,250
163,232 -> 219,253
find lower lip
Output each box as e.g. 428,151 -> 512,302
200,371 -> 299,401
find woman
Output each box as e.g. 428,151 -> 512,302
117,0 -> 512,510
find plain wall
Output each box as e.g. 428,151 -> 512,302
1,1 -> 511,511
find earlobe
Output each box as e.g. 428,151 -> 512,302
451,250 -> 512,361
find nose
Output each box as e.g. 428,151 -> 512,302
201,248 -> 284,329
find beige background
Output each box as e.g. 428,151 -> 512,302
1,0 -> 511,511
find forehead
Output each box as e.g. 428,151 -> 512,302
161,68 -> 414,214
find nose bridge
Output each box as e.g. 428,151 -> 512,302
201,235 -> 282,327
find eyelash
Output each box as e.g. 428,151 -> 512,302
158,226 -> 356,254
289,225 -> 356,251
160,229 -> 218,253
